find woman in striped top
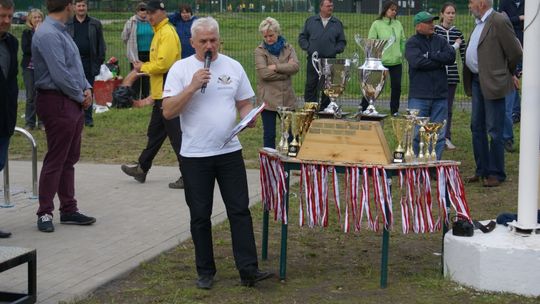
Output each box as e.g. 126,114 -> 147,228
434,2 -> 466,150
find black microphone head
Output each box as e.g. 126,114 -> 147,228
204,50 -> 212,59
203,51 -> 212,69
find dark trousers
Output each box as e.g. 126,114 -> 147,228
0,137 -> 9,171
261,110 -> 277,148
131,51 -> 150,99
304,56 -> 330,110
180,150 -> 258,277
361,64 -> 402,114
446,84 -> 457,140
36,90 -> 84,216
23,68 -> 42,127
138,99 -> 182,173
82,58 -> 94,125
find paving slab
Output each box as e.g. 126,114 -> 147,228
0,161 -> 261,303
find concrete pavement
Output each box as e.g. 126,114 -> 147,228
0,161 -> 261,303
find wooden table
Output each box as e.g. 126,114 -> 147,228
259,150 -> 468,288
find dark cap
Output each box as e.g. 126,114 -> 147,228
136,2 -> 146,11
413,11 -> 439,26
146,0 -> 165,12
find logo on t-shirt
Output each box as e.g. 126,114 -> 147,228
218,75 -> 232,85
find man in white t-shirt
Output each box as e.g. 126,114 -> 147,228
162,17 -> 273,290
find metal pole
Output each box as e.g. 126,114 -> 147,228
515,0 -> 540,230
15,127 -> 38,199
279,168 -> 290,281
1,157 -> 13,208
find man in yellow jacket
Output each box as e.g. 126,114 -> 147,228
121,0 -> 184,189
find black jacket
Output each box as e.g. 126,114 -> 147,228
298,15 -> 346,58
21,28 -> 33,70
0,33 -> 19,138
66,15 -> 106,77
405,33 -> 455,100
498,0 -> 524,44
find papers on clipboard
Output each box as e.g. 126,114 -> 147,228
221,103 -> 266,148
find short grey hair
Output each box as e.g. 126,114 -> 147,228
0,0 -> 14,9
191,16 -> 220,38
258,17 -> 281,35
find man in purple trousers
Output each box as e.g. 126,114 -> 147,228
32,0 -> 96,232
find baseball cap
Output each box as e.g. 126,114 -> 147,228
146,0 -> 165,12
413,11 -> 439,26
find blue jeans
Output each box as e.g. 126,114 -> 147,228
261,110 -> 277,149
0,137 -> 9,171
470,75 -> 506,181
503,90 -> 516,143
408,98 -> 447,160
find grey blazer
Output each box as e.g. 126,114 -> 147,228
463,11 -> 522,100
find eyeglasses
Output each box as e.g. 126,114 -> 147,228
139,8 -> 146,12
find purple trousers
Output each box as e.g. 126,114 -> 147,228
36,90 -> 84,216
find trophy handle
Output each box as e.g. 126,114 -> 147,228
311,52 -> 322,79
354,34 -> 365,50
351,52 -> 359,66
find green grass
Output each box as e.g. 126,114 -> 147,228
10,109 -> 525,304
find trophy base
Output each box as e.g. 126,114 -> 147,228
317,111 -> 350,119
393,151 -> 405,163
287,146 -> 299,157
360,113 -> 388,121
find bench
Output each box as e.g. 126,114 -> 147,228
0,246 -> 36,304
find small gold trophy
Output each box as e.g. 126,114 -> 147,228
415,117 -> 430,161
391,117 -> 407,163
288,112 -> 308,157
277,109 -> 293,155
424,120 -> 446,161
404,109 -> 420,162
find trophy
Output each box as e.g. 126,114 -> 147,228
354,34 -> 395,116
415,117 -> 430,161
402,109 -> 419,162
312,52 -> 351,118
288,112 -> 308,157
390,117 -> 407,163
277,108 -> 293,155
424,120 -> 446,161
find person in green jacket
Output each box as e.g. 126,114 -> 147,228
361,0 -> 405,116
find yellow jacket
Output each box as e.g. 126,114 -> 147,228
141,18 -> 181,100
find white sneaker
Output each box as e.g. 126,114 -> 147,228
445,138 -> 456,150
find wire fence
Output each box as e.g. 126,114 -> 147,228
13,0 -> 507,106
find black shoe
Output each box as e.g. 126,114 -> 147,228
121,164 -> 147,183
240,270 -> 274,287
168,176 -> 184,189
504,141 -> 515,153
0,229 -> 12,238
512,113 -> 520,124
60,212 -> 96,225
37,214 -> 55,232
196,275 -> 214,289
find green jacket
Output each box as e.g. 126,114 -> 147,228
368,17 -> 405,66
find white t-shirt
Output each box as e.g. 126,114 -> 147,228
163,54 -> 255,157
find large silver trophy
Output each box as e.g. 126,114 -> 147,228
355,34 -> 394,116
311,52 -> 351,118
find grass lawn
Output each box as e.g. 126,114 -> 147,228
8,107 -> 533,304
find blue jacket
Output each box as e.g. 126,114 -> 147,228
405,33 -> 455,100
0,33 -> 19,138
168,13 -> 197,58
298,15 -> 346,58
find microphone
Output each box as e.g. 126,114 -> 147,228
201,51 -> 212,93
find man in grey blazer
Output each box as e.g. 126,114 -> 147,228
463,0 -> 522,187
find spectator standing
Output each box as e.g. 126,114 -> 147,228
168,3 -> 197,58
361,0 -> 405,116
434,2 -> 466,150
162,17 -> 273,290
21,9 -> 44,131
298,0 -> 346,110
463,0 -> 522,187
66,0 -> 106,127
255,17 -> 299,148
0,0 -> 17,238
405,11 -> 455,160
499,0 -> 525,152
32,0 -> 96,232
121,2 -> 152,100
120,0 -> 184,189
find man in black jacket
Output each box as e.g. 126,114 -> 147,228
298,0 -> 346,110
67,0 -> 106,127
405,11 -> 455,160
0,0 -> 17,238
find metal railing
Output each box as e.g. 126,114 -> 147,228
1,127 -> 38,208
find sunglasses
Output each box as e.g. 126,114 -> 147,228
139,8 -> 146,11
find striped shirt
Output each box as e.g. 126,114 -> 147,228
434,24 -> 466,84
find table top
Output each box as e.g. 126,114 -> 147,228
0,246 -> 35,264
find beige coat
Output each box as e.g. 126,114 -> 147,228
254,43 -> 299,112
463,11 -> 522,100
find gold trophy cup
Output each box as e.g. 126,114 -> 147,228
288,112 -> 308,157
391,117 -> 407,163
278,109 -> 293,155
